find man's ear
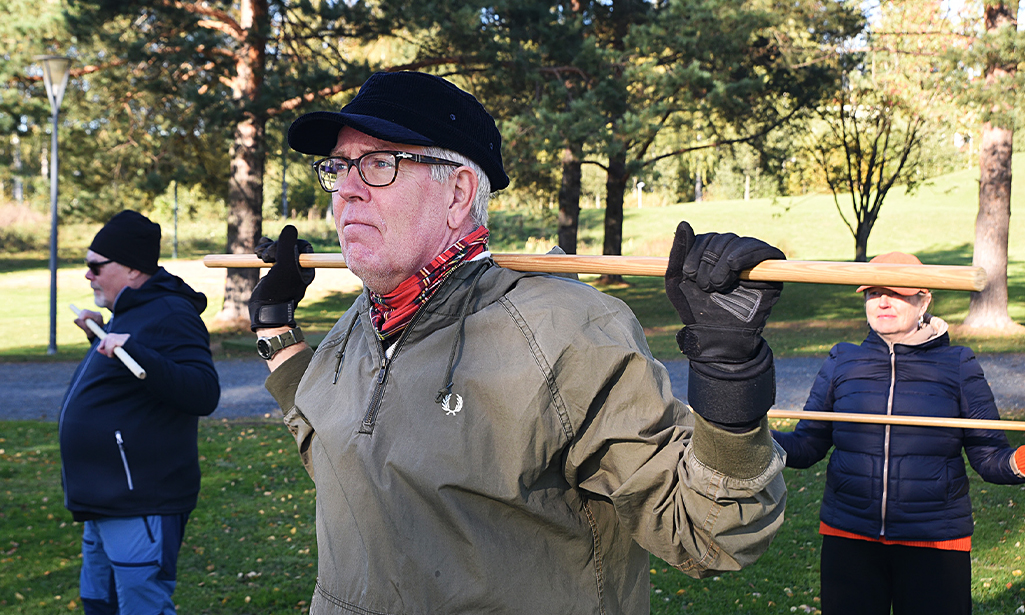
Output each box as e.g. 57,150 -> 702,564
125,267 -> 149,288
447,167 -> 479,230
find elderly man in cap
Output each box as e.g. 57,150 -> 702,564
251,71 -> 788,614
60,209 -> 219,615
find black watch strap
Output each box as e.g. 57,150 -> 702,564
256,328 -> 305,360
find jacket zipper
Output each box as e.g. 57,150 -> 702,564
359,297 -> 436,435
879,347 -> 896,537
115,430 -> 135,491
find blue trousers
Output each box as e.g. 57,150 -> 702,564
79,513 -> 189,615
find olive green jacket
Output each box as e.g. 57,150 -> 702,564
266,259 -> 786,615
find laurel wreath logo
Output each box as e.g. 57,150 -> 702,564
441,393 -> 464,416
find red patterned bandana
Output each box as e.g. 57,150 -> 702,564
369,226 -> 490,342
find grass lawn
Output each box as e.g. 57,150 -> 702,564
2,420 -> 1025,614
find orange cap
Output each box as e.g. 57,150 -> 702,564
856,251 -> 927,295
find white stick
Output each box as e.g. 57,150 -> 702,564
70,304 -> 147,380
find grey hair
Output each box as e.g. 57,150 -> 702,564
423,146 -> 492,228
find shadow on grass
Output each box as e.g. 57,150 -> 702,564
294,290 -> 363,331
0,344 -> 91,363
0,257 -> 79,275
211,289 -> 362,359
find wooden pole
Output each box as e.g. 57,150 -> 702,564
70,304 -> 147,380
767,409 -> 1025,432
202,253 -> 987,292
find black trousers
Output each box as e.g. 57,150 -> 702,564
820,534 -> 972,615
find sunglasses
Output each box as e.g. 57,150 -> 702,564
86,259 -> 114,276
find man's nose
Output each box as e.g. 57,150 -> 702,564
335,164 -> 370,197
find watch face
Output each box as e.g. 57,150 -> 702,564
257,338 -> 274,359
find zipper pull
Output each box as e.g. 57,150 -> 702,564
377,356 -> 387,384
332,348 -> 344,385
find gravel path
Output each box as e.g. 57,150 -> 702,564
2,354 -> 1023,422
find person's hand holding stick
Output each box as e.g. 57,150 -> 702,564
70,304 -> 147,380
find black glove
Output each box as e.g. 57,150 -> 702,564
248,225 -> 315,332
665,221 -> 784,430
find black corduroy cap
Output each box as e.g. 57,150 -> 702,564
89,210 -> 161,275
287,71 -> 509,191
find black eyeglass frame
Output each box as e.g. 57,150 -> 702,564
86,259 -> 114,276
311,150 -> 462,192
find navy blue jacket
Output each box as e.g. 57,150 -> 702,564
59,268 -> 220,521
773,328 -> 1022,542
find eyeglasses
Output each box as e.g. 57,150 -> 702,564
311,150 -> 461,192
86,259 -> 114,276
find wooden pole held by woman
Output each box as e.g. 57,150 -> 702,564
768,410 -> 1025,432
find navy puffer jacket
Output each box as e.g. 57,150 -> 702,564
773,324 -> 1022,542
59,268 -> 220,520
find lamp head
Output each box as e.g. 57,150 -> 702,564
34,56 -> 73,114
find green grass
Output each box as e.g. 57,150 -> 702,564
3,420 -> 1024,614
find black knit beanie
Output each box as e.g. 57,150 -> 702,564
89,210 -> 161,275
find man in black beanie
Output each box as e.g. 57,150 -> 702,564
250,71 -> 787,615
60,209 -> 220,615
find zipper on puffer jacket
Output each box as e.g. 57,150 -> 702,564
115,430 -> 135,491
880,347 -> 896,537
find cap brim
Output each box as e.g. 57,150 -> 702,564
288,111 -> 435,156
856,285 -> 926,295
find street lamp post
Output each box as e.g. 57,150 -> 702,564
37,55 -> 73,355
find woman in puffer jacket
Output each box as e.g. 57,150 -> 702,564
772,251 -> 1025,615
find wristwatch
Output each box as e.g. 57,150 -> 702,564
256,328 -> 305,360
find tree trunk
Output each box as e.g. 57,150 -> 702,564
964,122 -> 1018,329
854,220 -> 871,262
964,1 -> 1022,331
217,117 -> 267,328
557,143 -> 582,254
213,0 -> 268,330
600,150 -> 628,284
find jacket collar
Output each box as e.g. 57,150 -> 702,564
863,315 -> 950,353
112,267 -> 208,315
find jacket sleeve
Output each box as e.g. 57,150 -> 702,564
772,351 -> 838,469
958,348 -> 1024,485
121,307 -> 220,417
563,338 -> 786,579
265,346 -> 317,479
